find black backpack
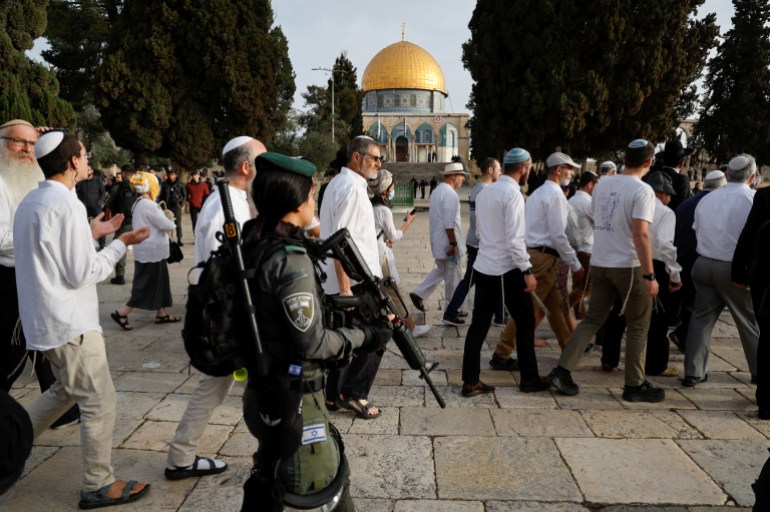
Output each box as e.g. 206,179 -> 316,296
107,182 -> 138,220
181,236 -> 281,377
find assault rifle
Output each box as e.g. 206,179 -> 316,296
216,179 -> 268,380
309,228 -> 446,408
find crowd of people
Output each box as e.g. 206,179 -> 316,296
1,119 -> 768,510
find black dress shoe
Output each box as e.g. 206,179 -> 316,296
409,292 -> 425,312
622,380 -> 665,403
489,354 -> 518,371
519,376 -> 551,393
681,374 -> 708,387
546,366 -> 579,396
110,276 -> 125,285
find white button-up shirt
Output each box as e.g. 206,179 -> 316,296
694,182 -> 755,262
131,197 -> 177,263
0,177 -> 17,267
428,182 -> 464,260
474,175 -> 531,276
651,197 -> 681,282
193,185 -> 252,283
525,180 -> 581,271
320,167 -> 381,295
14,180 -> 126,351
569,189 -> 594,253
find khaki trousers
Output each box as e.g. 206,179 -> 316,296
558,266 -> 652,387
495,250 -> 571,358
25,331 -> 117,491
167,374 -> 233,468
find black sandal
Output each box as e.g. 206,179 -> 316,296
110,311 -> 133,331
339,396 -> 382,420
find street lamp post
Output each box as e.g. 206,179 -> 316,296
312,66 -> 347,144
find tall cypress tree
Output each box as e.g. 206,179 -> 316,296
462,0 -> 717,162
95,0 -> 295,167
0,0 -> 75,126
696,0 -> 770,165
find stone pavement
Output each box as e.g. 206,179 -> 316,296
4,197 -> 767,511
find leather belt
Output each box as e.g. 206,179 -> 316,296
528,246 -> 559,258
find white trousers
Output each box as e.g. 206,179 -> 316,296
414,258 -> 462,306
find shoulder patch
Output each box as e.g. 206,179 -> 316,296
282,292 -> 314,332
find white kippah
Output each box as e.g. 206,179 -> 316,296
728,155 -> 752,172
34,131 -> 65,160
222,136 -> 254,156
705,170 -> 725,181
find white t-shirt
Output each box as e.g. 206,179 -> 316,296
569,189 -> 593,253
591,174 -> 655,268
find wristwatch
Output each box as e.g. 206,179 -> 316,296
642,272 -> 656,281
522,268 -> 533,275
449,241 -> 457,247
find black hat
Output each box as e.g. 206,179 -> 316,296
663,140 -> 693,166
647,171 -> 676,196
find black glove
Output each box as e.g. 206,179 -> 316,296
359,324 -> 392,353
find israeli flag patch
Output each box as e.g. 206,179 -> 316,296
301,423 -> 327,445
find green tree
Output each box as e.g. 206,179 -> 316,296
462,0 -> 717,162
301,52 -> 362,148
696,0 -> 770,164
0,0 -> 75,126
94,0 -> 295,168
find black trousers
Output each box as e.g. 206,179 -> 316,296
671,266 -> 695,351
752,284 -> 770,411
190,206 -> 201,232
462,268 -> 538,383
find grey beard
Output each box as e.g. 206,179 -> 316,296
0,150 -> 45,208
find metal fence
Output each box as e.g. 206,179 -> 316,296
393,182 -> 414,209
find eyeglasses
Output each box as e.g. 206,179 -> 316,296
361,152 -> 384,163
1,136 -> 36,148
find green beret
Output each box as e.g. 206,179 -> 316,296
256,152 -> 317,177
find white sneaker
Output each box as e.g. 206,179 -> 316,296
412,325 -> 431,338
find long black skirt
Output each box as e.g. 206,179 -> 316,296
127,260 -> 173,310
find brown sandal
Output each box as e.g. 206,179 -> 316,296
110,311 -> 133,331
155,315 -> 181,324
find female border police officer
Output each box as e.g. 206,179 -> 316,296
239,152 -> 390,511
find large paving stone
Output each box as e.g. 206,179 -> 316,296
677,439 -> 770,507
122,420 -> 232,454
218,432 -> 258,457
712,348 -> 751,373
21,445 -> 59,478
115,391 -> 167,419
353,499 -> 395,512
424,386 -> 496,409
491,409 -> 594,438
9,447 -> 195,511
394,500 -> 484,511
495,386 -> 558,409
580,410 -> 701,439
434,436 -> 581,501
677,410 -> 766,440
402,368 -> 448,387
678,388 -> 756,411
176,456 -> 252,512
369,384 -> 426,407
345,434 -> 435,499
400,407 -> 495,436
113,371 -> 189,393
486,503 -> 589,512
556,438 -> 726,505
553,387 -> 625,410
348,406 -> 400,435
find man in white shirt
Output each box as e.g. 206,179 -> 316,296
0,119 -> 79,429
409,162 -> 467,321
321,135 -> 385,419
547,139 -> 664,403
14,131 -> 151,508
461,148 -> 549,395
165,136 -> 265,480
443,157 -> 502,326
493,152 -> 585,367
683,154 -> 759,387
641,171 -> 682,376
567,171 -> 598,318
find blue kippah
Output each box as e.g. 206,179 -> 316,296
503,147 -> 530,164
627,139 -> 649,149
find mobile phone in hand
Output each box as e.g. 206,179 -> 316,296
403,208 -> 416,221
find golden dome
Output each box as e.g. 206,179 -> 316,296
362,40 -> 447,95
